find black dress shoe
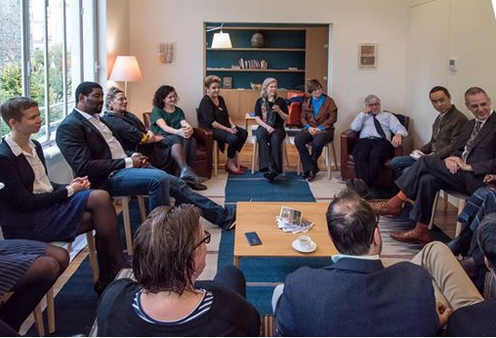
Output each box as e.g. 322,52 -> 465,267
447,225 -> 472,256
186,181 -> 208,191
306,170 -> 317,182
263,170 -> 278,183
353,178 -> 372,200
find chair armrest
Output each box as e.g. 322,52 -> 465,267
394,136 -> 413,157
193,127 -> 213,152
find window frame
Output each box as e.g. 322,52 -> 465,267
0,0 -> 99,144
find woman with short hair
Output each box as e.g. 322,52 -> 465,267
253,77 -> 289,182
294,79 -> 338,181
198,75 -> 248,174
97,204 -> 260,336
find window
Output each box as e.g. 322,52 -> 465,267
0,0 -> 98,142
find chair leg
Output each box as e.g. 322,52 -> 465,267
33,303 -> 45,337
85,231 -> 99,283
443,190 -> 448,209
282,141 -> 287,176
330,142 -> 338,171
455,199 -> 467,237
137,195 -> 147,223
325,144 -> 331,180
121,197 -> 133,256
252,141 -> 258,174
213,141 -> 218,177
47,288 -> 55,334
428,191 -> 440,230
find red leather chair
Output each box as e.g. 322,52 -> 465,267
142,112 -> 213,178
286,91 -> 305,127
340,113 -> 413,188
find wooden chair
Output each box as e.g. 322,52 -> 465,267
296,141 -> 338,180
142,112 -> 214,178
251,132 -> 289,175
428,190 -> 470,237
113,195 -> 147,255
340,113 -> 413,188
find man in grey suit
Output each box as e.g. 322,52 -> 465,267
372,87 -> 496,245
390,86 -> 467,176
273,190 -> 445,336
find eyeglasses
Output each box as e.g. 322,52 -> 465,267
193,230 -> 211,250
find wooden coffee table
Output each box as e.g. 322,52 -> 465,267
233,202 -> 338,266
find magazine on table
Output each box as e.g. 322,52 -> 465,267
276,206 -> 314,233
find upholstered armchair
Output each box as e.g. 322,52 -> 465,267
142,112 -> 214,178
340,113 -> 413,188
286,91 -> 305,127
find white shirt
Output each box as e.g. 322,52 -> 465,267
75,109 -> 133,168
331,253 -> 381,263
4,136 -> 73,196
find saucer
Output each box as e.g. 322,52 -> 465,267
292,239 -> 317,253
0,182 -> 3,190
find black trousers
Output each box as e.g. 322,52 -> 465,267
396,156 -> 485,224
294,130 -> 333,173
254,126 -> 286,172
352,138 -> 394,186
213,127 -> 248,159
195,265 -> 247,298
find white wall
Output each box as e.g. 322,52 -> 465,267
110,0 -> 409,137
406,0 -> 496,148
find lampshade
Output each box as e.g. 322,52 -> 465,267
109,56 -> 143,82
211,32 -> 232,49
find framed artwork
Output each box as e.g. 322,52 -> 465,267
358,43 -> 377,68
223,76 -> 233,89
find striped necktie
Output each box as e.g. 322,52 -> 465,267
462,120 -> 483,161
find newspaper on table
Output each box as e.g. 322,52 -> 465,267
276,206 -> 314,234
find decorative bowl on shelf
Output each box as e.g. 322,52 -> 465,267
250,32 -> 264,48
250,82 -> 262,91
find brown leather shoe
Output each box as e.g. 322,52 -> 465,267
390,224 -> 433,245
368,199 -> 402,217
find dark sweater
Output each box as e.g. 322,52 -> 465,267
97,279 -> 261,337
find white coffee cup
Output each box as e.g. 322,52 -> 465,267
296,235 -> 312,250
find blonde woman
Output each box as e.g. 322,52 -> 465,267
253,77 -> 289,182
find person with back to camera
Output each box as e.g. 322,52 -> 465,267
294,79 -> 338,181
253,77 -> 289,183
273,190 -> 443,336
0,97 -> 128,296
198,75 -> 248,175
97,204 -> 261,336
102,86 -> 177,177
149,85 -> 207,190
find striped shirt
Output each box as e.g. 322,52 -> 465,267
132,288 -> 214,326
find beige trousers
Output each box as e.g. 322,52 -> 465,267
411,241 -> 484,311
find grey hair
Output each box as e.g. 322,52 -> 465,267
364,94 -> 381,105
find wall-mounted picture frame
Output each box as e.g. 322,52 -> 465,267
223,76 -> 233,89
358,43 -> 377,68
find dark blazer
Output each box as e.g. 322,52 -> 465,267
446,298 -> 496,336
0,139 -> 68,227
452,111 -> 496,176
102,111 -> 175,173
275,258 -> 439,337
420,105 -> 467,159
56,110 -> 127,190
300,95 -> 338,136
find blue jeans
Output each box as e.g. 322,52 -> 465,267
109,168 -> 234,229
390,155 -> 416,178
109,168 -> 170,210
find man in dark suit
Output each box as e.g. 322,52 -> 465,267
390,86 -> 467,176
274,190 -> 445,336
371,87 -> 496,245
56,82 -> 235,230
445,213 -> 496,336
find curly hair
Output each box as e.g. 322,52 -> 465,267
152,85 -> 176,109
132,204 -> 202,294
